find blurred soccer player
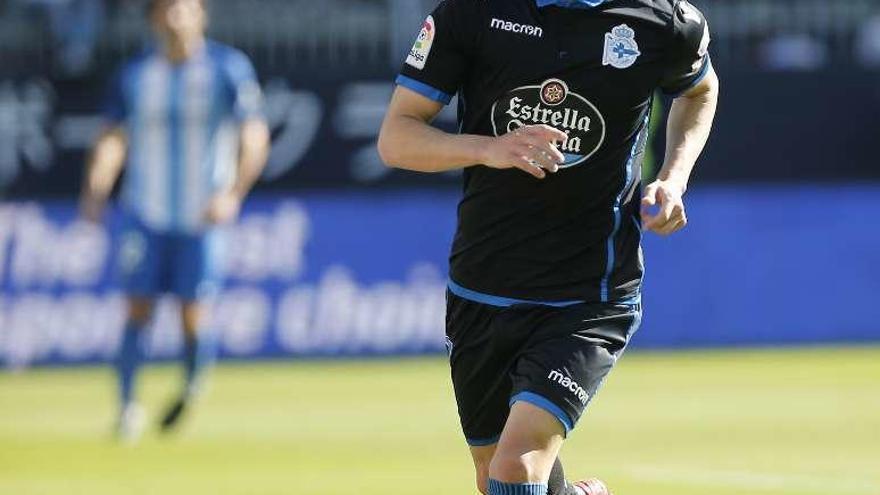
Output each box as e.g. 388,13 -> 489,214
80,0 -> 269,441
379,1 -> 718,494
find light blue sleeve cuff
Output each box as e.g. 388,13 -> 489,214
665,55 -> 713,98
395,75 -> 453,105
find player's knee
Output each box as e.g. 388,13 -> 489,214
127,299 -> 154,325
180,302 -> 203,336
488,450 -> 539,484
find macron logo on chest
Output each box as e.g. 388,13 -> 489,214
490,18 -> 543,38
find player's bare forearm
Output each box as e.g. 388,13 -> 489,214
81,126 -> 127,222
379,87 -> 566,179
378,87 -> 487,173
379,114 -> 491,173
231,118 -> 270,199
642,67 -> 719,235
658,65 -> 719,192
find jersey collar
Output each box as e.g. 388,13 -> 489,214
535,0 -> 610,8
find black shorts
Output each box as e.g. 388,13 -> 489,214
445,290 -> 642,446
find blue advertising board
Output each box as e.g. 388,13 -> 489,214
0,186 -> 878,369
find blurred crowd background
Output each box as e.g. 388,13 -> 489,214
0,0 -> 878,369
2,0 -> 880,193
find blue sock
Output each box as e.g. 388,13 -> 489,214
117,322 -> 147,408
488,479 -> 548,495
183,331 -> 216,398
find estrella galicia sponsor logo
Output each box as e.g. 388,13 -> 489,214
491,78 -> 606,168
490,18 -> 543,38
406,15 -> 435,70
547,369 -> 590,406
602,24 -> 641,69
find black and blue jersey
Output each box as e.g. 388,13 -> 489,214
396,0 -> 712,304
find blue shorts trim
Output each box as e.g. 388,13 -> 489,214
395,75 -> 453,105
466,435 -> 501,447
665,56 -> 713,98
448,279 -> 585,309
510,391 -> 574,434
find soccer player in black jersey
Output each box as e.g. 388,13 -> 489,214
378,1 -> 719,494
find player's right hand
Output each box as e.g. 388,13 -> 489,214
482,125 -> 567,179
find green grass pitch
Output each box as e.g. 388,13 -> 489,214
1,347 -> 878,495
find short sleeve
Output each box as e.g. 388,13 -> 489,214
223,49 -> 264,121
396,0 -> 481,105
102,68 -> 127,124
660,0 -> 712,97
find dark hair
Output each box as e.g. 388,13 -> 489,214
146,0 -> 206,17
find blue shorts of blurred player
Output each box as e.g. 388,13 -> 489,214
118,216 -> 225,301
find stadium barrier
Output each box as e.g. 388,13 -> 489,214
0,185 -> 877,369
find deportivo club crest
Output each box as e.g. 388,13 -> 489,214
602,24 -> 641,69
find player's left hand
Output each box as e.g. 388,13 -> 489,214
641,179 -> 688,236
204,190 -> 242,225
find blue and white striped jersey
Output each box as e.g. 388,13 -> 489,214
104,40 -> 262,233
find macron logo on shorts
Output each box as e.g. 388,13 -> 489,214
490,18 -> 543,38
547,370 -> 590,406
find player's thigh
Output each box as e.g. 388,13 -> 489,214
118,220 -> 164,299
511,303 -> 642,435
170,229 -> 225,302
446,291 -> 513,447
489,401 -> 565,483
